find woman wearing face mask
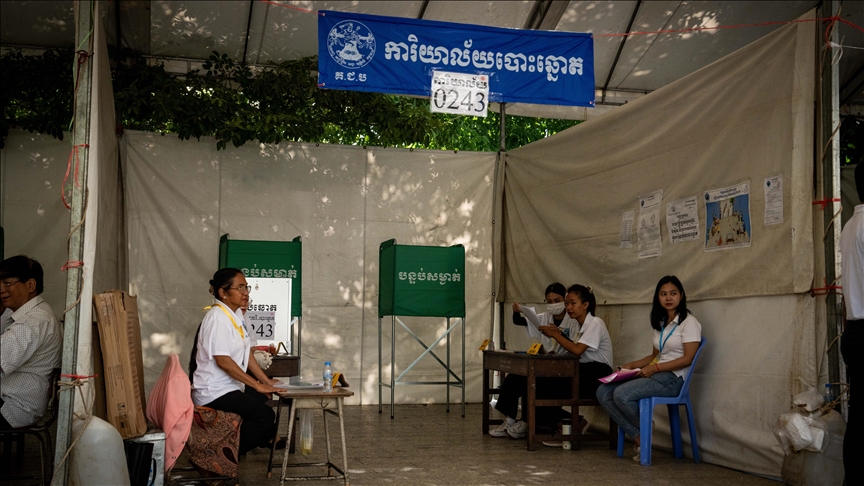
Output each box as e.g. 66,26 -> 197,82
538,284 -> 614,446
595,276 -> 701,461
489,283 -> 571,439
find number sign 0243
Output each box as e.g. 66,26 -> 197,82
430,71 -> 489,117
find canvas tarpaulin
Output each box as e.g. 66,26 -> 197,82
502,19 -> 815,304
122,132 -> 495,404
498,16 -> 817,477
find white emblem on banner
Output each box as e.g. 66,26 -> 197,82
327,21 -> 376,69
429,71 -> 489,117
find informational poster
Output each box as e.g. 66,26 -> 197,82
430,71 -> 489,117
704,181 -> 751,251
638,190 -> 663,259
619,210 -> 634,249
666,196 -> 700,244
764,175 -> 784,226
244,278 -> 292,348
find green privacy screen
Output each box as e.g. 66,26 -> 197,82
218,234 -> 302,316
378,239 -> 465,318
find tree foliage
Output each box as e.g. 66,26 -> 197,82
1,48 -> 578,152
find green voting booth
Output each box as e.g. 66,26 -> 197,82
378,239 -> 466,418
219,234 -> 303,355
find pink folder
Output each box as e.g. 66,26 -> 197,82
599,368 -> 641,384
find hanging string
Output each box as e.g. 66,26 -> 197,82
61,144 -> 89,209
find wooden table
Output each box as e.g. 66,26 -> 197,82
482,350 -> 617,451
274,387 -> 354,486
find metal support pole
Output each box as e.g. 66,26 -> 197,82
391,315 -> 396,418
446,317 -> 451,413
54,1 -> 94,482
461,317 -> 466,417
499,102 -> 507,152
820,1 -> 843,400
378,316 -> 382,413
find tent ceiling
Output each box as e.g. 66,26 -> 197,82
1,1 -> 862,108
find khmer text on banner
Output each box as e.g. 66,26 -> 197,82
318,10 -> 594,107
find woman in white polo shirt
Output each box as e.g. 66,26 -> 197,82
189,268 -> 282,455
596,275 -> 702,461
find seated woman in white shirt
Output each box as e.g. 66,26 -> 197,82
538,284 -> 614,446
189,268 -> 283,455
596,275 -> 702,461
490,282 -> 569,439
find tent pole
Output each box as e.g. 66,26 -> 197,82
819,0 -> 843,402
54,1 -> 94,482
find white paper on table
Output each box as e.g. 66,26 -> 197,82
520,306 -> 544,338
638,190 -> 663,259
764,175 -> 783,226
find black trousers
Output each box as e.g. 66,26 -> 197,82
841,320 -> 862,485
494,361 -> 613,425
204,390 -> 276,454
0,397 -> 12,430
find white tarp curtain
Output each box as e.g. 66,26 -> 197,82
498,16 -> 817,477
0,2 -> 122,410
122,132 -> 495,404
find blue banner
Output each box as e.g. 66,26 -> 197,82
318,10 -> 594,107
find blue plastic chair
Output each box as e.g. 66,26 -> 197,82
616,337 -> 706,465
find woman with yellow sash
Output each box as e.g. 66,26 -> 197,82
190,268 -> 282,454
596,276 -> 702,461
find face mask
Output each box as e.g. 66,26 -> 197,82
547,302 -> 565,314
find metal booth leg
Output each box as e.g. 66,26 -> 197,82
462,317 -> 466,417
446,317 -> 451,413
378,316 -> 383,414
391,315 -> 396,419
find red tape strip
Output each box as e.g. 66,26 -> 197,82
813,198 -> 842,210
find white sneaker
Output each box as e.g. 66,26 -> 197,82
506,420 -> 528,439
489,422 -> 510,438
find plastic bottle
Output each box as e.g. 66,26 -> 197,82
70,416 -> 131,486
823,384 -> 834,404
562,418 -> 572,450
323,361 -> 333,392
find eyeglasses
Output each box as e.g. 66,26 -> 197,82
0,279 -> 21,289
228,284 -> 252,294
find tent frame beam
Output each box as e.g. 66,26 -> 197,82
54,1 -> 94,483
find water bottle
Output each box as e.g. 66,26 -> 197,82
562,418 -> 572,450
823,383 -> 834,404
323,362 -> 333,393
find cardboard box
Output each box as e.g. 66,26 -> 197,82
94,290 -> 147,438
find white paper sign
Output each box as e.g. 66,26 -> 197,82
764,175 -> 783,226
638,190 -> 663,259
666,196 -> 700,243
245,278 -> 292,348
619,211 -> 634,249
430,71 -> 489,117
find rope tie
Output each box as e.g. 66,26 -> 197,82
52,376 -> 96,485
61,144 -> 90,209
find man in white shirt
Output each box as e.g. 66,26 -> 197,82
840,162 -> 863,485
0,256 -> 62,429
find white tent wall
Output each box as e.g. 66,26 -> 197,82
499,18 -> 817,477
123,132 -> 495,404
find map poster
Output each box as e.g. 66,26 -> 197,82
704,181 -> 751,252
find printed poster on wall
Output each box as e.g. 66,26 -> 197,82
619,210 -> 634,249
704,182 -> 751,252
763,175 -> 784,225
666,196 -> 700,244
638,190 -> 663,259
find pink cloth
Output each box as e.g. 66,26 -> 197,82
146,354 -> 194,473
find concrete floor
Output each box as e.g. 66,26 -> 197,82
4,404 -> 779,485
